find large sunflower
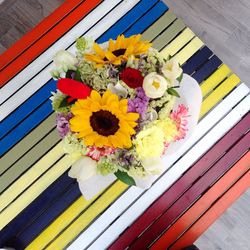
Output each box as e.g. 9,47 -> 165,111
70,90 -> 139,148
85,34 -> 152,67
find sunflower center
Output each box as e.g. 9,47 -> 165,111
90,110 -> 120,136
112,48 -> 126,57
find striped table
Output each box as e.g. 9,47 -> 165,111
0,1 -> 249,249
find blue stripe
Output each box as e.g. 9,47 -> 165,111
18,183 -> 80,247
98,0 -> 158,42
125,1 -> 168,37
0,0 -> 167,157
182,46 -> 213,75
0,3 -> 169,247
192,55 -> 222,83
0,172 -> 74,247
0,80 -> 56,139
0,99 -> 53,156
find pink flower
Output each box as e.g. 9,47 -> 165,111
86,146 -> 116,161
170,104 -> 189,141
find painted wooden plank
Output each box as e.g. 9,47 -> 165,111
98,0 -> 158,42
182,46 -> 213,75
0,99 -> 53,156
0,172 -> 75,246
200,74 -> 241,118
174,37 -> 204,65
200,64 -> 231,97
44,181 -> 127,250
0,0 -> 140,117
109,113 -> 250,249
192,55 -> 222,83
160,28 -> 195,57
142,11 -> 176,41
0,0 -> 84,71
0,155 -> 73,230
0,113 -> 55,174
0,79 -> 56,139
68,88 -> 250,249
152,18 -> 186,51
169,170 -> 250,250
0,0 -> 102,87
25,194 -> 99,250
0,142 -> 63,211
0,131 -> 60,195
151,152 -> 250,250
16,183 -> 83,248
115,131 -> 250,249
125,1 -> 168,37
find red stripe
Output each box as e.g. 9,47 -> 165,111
108,113 -> 250,250
170,170 -> 250,249
0,0 -> 84,70
151,152 -> 250,249
129,131 -> 250,249
0,0 -> 102,87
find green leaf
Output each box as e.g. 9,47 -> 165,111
74,69 -> 82,82
58,96 -> 69,108
167,87 -> 180,97
115,170 -> 136,186
177,72 -> 183,83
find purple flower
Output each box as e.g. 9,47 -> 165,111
128,87 -> 149,120
56,113 -> 73,138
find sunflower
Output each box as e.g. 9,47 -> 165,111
85,34 -> 152,67
69,90 -> 139,148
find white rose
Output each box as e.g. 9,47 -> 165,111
68,157 -> 98,183
142,157 -> 164,175
143,72 -> 168,99
162,58 -> 183,85
53,50 -> 78,72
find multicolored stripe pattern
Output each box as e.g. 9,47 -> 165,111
0,1 -> 249,249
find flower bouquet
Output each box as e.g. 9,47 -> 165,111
51,34 -> 202,199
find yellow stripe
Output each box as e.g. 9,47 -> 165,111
176,37 -> 204,65
44,181 -> 127,250
200,64 -> 232,97
0,155 -> 73,230
200,74 -> 241,118
0,143 -> 63,212
161,28 -> 195,57
25,194 -> 99,250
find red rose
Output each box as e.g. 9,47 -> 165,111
119,67 -> 144,89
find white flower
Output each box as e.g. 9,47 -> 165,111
68,157 -> 98,182
142,157 -> 164,175
162,58 -> 183,85
53,50 -> 78,72
107,81 -> 128,98
143,72 -> 168,99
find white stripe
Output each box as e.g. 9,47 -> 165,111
0,0 -> 140,120
67,83 -> 250,250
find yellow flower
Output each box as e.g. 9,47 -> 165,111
133,126 -> 165,159
153,118 -> 178,142
85,34 -> 152,67
70,90 -> 139,148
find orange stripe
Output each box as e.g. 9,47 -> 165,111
151,152 -> 250,250
170,169 -> 250,249
0,0 -> 102,87
0,0 -> 84,70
